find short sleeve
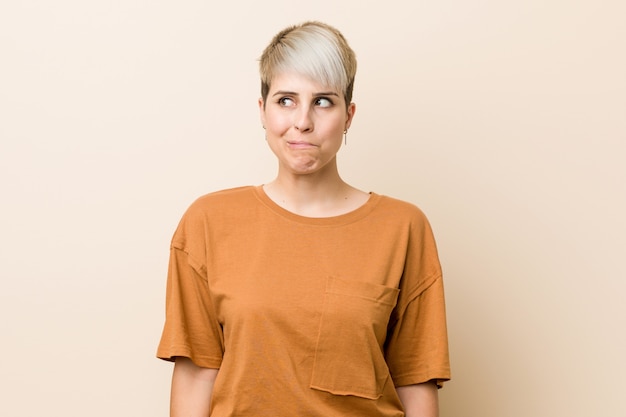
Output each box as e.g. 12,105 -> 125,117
383,206 -> 450,388
156,246 -> 224,368
384,274 -> 450,387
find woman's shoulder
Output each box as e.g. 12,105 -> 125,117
375,193 -> 429,221
171,186 -> 259,245
186,185 -> 257,212
175,186 -> 256,228
194,185 -> 256,203
370,193 -> 440,239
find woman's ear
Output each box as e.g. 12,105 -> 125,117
258,97 -> 266,127
345,102 -> 356,130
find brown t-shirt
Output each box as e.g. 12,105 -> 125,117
157,186 -> 450,416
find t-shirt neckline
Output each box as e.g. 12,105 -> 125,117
253,185 -> 382,226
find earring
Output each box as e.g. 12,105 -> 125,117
343,130 -> 347,145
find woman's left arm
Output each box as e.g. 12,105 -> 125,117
396,381 -> 439,417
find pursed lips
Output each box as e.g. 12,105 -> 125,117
287,140 -> 317,148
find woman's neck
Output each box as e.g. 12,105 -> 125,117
263,172 -> 369,218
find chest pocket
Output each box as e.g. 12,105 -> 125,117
310,276 -> 400,400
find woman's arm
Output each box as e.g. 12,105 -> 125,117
170,357 -> 219,417
396,381 -> 439,417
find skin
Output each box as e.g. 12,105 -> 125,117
260,72 -> 354,177
259,71 -> 369,217
397,381 -> 440,417
169,71 -> 440,416
170,357 -> 218,417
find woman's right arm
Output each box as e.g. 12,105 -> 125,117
170,357 -> 219,417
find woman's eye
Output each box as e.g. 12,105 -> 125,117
278,97 -> 295,107
316,98 -> 333,108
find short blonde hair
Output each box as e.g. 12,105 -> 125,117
259,21 -> 357,106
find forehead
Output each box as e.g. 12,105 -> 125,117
269,71 -> 340,94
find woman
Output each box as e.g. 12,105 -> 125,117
157,21 -> 450,417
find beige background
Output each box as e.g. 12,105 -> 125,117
1,1 -> 624,416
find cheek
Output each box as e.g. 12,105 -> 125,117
265,112 -> 291,133
327,114 -> 348,132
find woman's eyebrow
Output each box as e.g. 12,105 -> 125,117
313,92 -> 339,97
272,90 -> 298,97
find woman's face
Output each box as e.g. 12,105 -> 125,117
259,72 -> 355,177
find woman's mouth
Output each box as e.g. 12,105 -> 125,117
287,141 -> 317,149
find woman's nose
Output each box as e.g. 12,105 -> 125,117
293,108 -> 313,132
